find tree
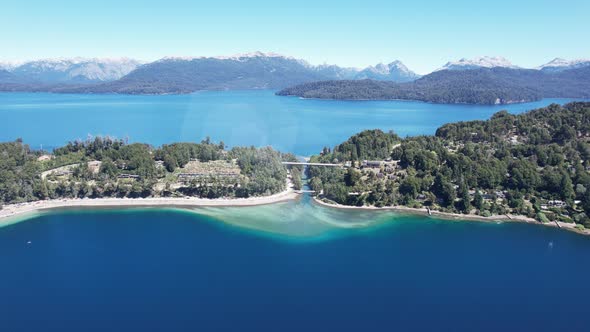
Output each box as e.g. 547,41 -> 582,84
344,168 -> 361,187
163,154 -> 178,172
473,190 -> 484,210
99,158 -> 118,178
399,177 -> 419,199
457,182 -> 471,213
560,172 -> 574,202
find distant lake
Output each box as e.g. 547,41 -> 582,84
1,202 -> 589,332
0,91 -> 581,155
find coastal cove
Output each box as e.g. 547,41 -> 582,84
0,91 -> 582,155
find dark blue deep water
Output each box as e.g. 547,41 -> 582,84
1,209 -> 589,332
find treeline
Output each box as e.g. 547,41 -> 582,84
320,129 -> 401,162
0,137 -> 291,205
308,102 -> 590,228
277,67 -> 590,105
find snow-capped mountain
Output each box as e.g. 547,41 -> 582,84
312,64 -> 359,80
355,60 -> 421,82
538,58 -> 590,72
156,53 -> 419,82
438,56 -> 519,71
161,51 -> 285,62
9,58 -> 142,83
0,61 -> 23,71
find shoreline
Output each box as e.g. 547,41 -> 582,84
284,94 -> 539,106
0,188 -> 299,224
312,197 -> 590,236
2,190 -> 589,237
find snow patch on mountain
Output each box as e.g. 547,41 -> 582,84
538,58 -> 590,71
0,61 -> 24,71
161,52 -> 296,62
355,60 -> 421,82
9,58 -> 143,82
438,56 -> 519,71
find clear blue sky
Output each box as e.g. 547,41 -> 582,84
2,0 -> 589,73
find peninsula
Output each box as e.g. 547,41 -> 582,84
277,67 -> 590,105
307,102 -> 590,232
0,137 -> 303,221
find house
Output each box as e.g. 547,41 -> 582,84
54,170 -> 73,177
495,191 -> 506,199
482,193 -> 494,200
362,160 -> 383,168
177,173 -> 239,183
547,200 -> 566,208
117,174 -> 140,180
37,154 -> 53,162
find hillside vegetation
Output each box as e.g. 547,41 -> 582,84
308,102 -> 590,228
0,137 -> 300,205
277,67 -> 590,104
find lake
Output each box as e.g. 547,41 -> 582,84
1,201 -> 589,332
1,92 -> 589,331
0,91 -> 579,155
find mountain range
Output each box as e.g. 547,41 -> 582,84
0,52 -> 420,90
0,58 -> 142,83
0,53 -> 589,103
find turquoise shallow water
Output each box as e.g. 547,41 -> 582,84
0,91 -> 581,155
1,203 -> 589,332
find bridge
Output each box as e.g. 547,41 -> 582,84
281,162 -> 345,167
294,190 -> 316,194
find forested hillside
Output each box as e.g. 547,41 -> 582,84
308,102 -> 590,228
0,137 -> 297,205
277,67 -> 590,104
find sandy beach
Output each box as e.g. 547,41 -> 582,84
312,197 -> 590,235
2,188 -> 588,237
0,188 -> 299,224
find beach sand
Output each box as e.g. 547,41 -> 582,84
0,188 -> 298,224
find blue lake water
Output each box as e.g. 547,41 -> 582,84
1,206 -> 589,332
0,91 -> 580,155
2,92 -> 590,331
